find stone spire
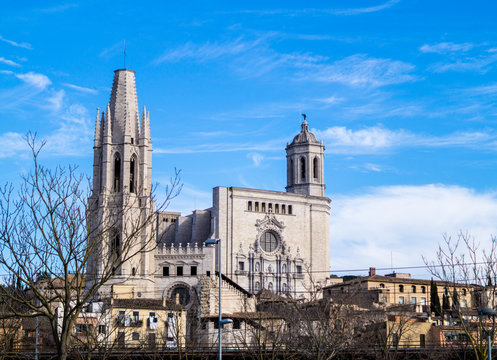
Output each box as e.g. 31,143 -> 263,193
109,69 -> 140,142
94,108 -> 101,147
103,103 -> 112,143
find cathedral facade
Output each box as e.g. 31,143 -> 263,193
88,69 -> 331,306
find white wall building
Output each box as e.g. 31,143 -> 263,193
88,69 -> 331,310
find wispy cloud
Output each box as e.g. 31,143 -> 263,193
63,83 -> 98,94
45,90 -> 65,112
237,0 -> 400,16
99,41 -> 124,58
420,42 -> 474,54
38,3 -> 78,13
0,35 -> 32,50
430,54 -> 497,73
154,139 -> 283,154
15,72 -> 51,90
247,152 -> 264,166
0,57 -> 21,67
0,132 -> 29,158
331,185 -> 497,271
304,54 -> 416,87
315,126 -> 495,154
154,37 -> 265,64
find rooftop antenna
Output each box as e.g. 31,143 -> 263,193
123,40 -> 127,69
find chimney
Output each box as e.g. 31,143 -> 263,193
369,267 -> 376,277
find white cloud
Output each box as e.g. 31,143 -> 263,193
420,42 -> 474,54
15,72 -> 51,90
305,54 -> 416,87
0,132 -> 29,158
45,90 -> 65,112
315,126 -> 495,154
431,55 -> 497,73
0,57 -> 21,67
63,83 -> 98,94
0,35 -> 32,50
330,185 -> 497,275
331,0 -> 400,15
247,152 -> 264,166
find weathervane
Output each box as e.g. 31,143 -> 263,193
301,113 -> 306,121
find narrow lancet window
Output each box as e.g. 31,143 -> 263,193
130,156 -> 136,193
114,153 -> 121,192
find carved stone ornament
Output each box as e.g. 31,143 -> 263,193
254,213 -> 286,254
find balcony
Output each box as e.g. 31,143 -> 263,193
115,317 -> 143,327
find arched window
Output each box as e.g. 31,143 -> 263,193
399,285 -> 404,293
313,157 -> 318,180
300,157 -> 306,182
411,285 -> 416,293
255,262 -> 260,272
113,153 -> 121,192
462,288 -> 467,296
129,155 -> 136,193
379,283 -> 385,289
170,286 -> 191,306
111,232 -> 120,256
421,286 -> 426,294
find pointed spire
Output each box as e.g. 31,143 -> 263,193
109,69 -> 139,141
104,103 -> 112,143
141,106 -> 150,141
94,108 -> 101,147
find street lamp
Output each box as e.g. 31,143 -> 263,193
479,307 -> 497,360
205,238 -> 232,360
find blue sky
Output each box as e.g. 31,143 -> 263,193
2,0 -> 497,278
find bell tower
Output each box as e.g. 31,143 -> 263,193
286,116 -> 325,197
88,69 -> 155,290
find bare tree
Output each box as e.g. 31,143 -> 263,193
423,231 -> 495,360
0,134 -> 181,360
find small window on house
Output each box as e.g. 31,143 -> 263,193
282,204 -> 286,214
379,283 -> 385,288
288,205 -> 293,215
296,265 -> 302,274
255,202 -> 259,212
275,204 -> 279,213
381,296 -> 387,303
398,296 -> 405,304
238,261 -> 245,271
248,201 -> 252,211
411,297 -> 417,305
177,266 -> 183,276
262,203 -> 266,212
233,319 -> 241,329
214,319 -> 219,329
421,286 -> 426,294
131,267 -> 136,276
421,297 -> 427,305
163,266 -> 169,277
462,288 -> 467,296
206,271 -> 211,277
411,285 -> 416,293
98,325 -> 106,334
461,299 -> 468,308
132,332 -> 140,341
191,266 -> 197,276
132,311 -> 140,322
399,285 -> 404,293
131,137 -> 134,144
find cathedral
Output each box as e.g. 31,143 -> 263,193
88,69 -> 331,307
